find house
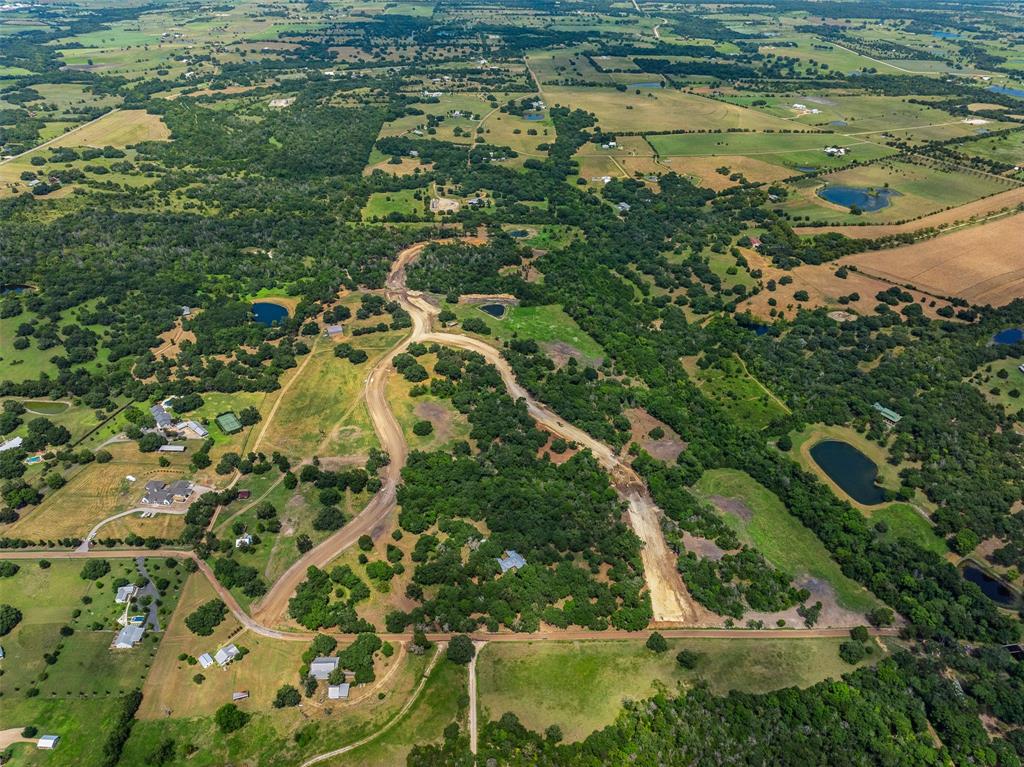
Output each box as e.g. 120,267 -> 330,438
324,324 -> 345,336
873,402 -> 902,425
466,197 -> 485,207
158,444 -> 186,453
310,656 -> 340,680
115,585 -> 138,604
497,550 -> 527,574
168,479 -> 194,501
112,624 -> 145,649
142,480 -> 174,506
198,653 -> 214,669
232,691 -> 249,701
151,404 -> 173,429
37,735 -> 59,750
235,533 -> 253,548
616,201 -> 631,213
749,236 -> 762,249
824,146 -> 847,157
0,436 -> 23,453
181,306 -> 191,317
215,644 -> 240,667
216,412 -> 243,435
328,683 -> 350,700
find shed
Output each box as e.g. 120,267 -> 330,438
232,691 -> 249,701
328,683 -> 350,700
237,490 -> 251,500
310,656 -> 340,680
0,436 -> 23,453
38,735 -> 59,750
185,420 -> 209,438
216,412 -> 243,435
325,324 -> 345,336
198,652 -> 214,669
215,644 -> 240,666
158,444 -> 186,453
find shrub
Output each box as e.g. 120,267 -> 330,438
412,420 -> 434,436
675,649 -> 700,669
273,685 -> 301,708
214,703 -> 250,733
80,559 -> 110,581
646,632 -> 668,653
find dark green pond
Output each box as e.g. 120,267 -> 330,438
809,440 -> 887,505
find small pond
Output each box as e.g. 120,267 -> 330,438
993,327 -> 1024,345
0,284 -> 31,295
480,304 -> 507,319
988,84 -> 1024,99
829,120 -> 848,127
252,302 -> 289,326
818,185 -> 898,212
631,81 -> 663,88
962,564 -> 1018,607
524,112 -> 544,121
932,30 -> 961,39
25,400 -> 69,415
795,165 -> 819,173
809,440 -> 887,505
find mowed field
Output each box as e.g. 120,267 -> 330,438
476,637 -> 887,742
841,213 -> 1024,306
46,109 -> 170,148
542,86 -> 798,132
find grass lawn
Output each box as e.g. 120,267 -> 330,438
0,557 -> 186,765
693,468 -> 880,612
971,355 -> 1024,415
447,302 -> 605,361
477,637 -> 885,742
681,353 -> 789,431
362,188 -> 427,221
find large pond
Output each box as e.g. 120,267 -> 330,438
809,440 -> 887,505
818,185 -> 898,212
252,302 -> 289,326
993,328 -> 1024,345
962,564 -> 1018,607
480,303 -> 507,319
988,85 -> 1024,99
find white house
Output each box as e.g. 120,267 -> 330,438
112,624 -> 145,649
310,656 -> 340,680
235,534 -> 253,548
115,585 -> 138,604
215,644 -> 240,667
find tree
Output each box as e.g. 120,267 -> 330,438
80,560 -> 110,581
446,634 -> 475,665
675,649 -> 700,669
273,685 -> 301,708
867,606 -> 894,627
646,632 -> 668,653
412,420 -> 434,436
839,640 -> 867,665
214,703 -> 250,733
0,604 -> 22,636
850,626 -> 869,642
185,600 -> 228,636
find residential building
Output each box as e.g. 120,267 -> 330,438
235,533 -> 253,548
873,402 -> 902,425
215,644 -> 240,667
150,404 -> 173,429
112,624 -> 145,649
115,585 -> 138,604
497,550 -> 527,574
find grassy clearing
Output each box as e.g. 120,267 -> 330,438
387,352 -> 471,452
868,503 -> 947,556
362,188 -> 428,221
681,353 -> 789,431
971,355 -> 1024,415
446,302 -> 605,360
694,468 -> 880,612
477,637 -> 885,742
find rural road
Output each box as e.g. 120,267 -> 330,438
469,641 -> 486,756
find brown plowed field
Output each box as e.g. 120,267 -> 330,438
841,213 -> 1024,306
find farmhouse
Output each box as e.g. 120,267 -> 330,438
824,146 -> 847,157
328,683 -> 351,700
115,585 -> 138,604
216,412 -> 243,435
310,656 -> 340,680
150,403 -> 173,429
497,550 -> 527,574
198,653 -> 214,669
37,735 -> 59,750
112,624 -> 145,649
142,479 -> 194,506
235,533 -> 253,548
215,644 -> 240,667
873,402 -> 902,425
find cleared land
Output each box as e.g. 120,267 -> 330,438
45,109 -> 169,149
476,637 -> 886,742
841,213 -> 1024,306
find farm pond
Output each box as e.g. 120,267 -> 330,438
480,303 -> 508,319
809,440 -> 887,505
817,185 -> 899,212
962,564 -> 1019,607
993,328 -> 1024,345
252,301 -> 289,326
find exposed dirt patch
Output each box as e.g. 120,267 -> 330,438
681,531 -> 727,561
745,576 -> 866,629
623,407 -> 686,462
538,432 -> 580,464
318,455 -> 368,471
415,400 -> 452,443
662,155 -> 794,191
154,320 -> 196,361
708,494 -> 753,523
541,341 -> 593,369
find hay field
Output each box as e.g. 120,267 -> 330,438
661,155 -> 795,189
543,86 -> 797,132
842,214 -> 1024,306
648,131 -> 894,170
48,109 -> 170,148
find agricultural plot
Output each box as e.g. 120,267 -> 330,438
45,110 -> 171,148
542,86 -> 799,132
841,213 -> 1024,306
954,130 -> 1024,170
780,160 -> 1014,224
477,637 -> 885,742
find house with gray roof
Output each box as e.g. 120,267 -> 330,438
112,624 -> 145,649
150,404 -> 172,429
215,644 -> 240,667
310,656 -> 339,680
497,550 -> 527,574
328,683 -> 350,700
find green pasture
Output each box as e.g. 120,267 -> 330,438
447,302 -> 605,360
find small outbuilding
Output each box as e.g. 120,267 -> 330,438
158,444 -> 186,453
328,683 -> 350,700
235,534 -> 253,548
232,691 -> 249,701
198,653 -> 214,669
38,735 -> 60,750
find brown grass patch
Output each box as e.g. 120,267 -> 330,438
793,186 -> 1024,239
623,407 -> 686,462
842,213 -> 1024,306
659,155 -> 793,191
49,109 -> 171,148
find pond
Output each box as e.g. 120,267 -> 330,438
252,301 -> 289,326
993,328 -> 1024,345
962,564 -> 1018,607
818,185 -> 899,212
809,440 -> 887,505
988,85 -> 1024,99
480,303 -> 507,319
524,112 -> 544,121
829,120 -> 848,127
795,166 -> 819,173
0,284 -> 31,295
24,400 -> 69,415
631,81 -> 663,88
932,30 -> 961,39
